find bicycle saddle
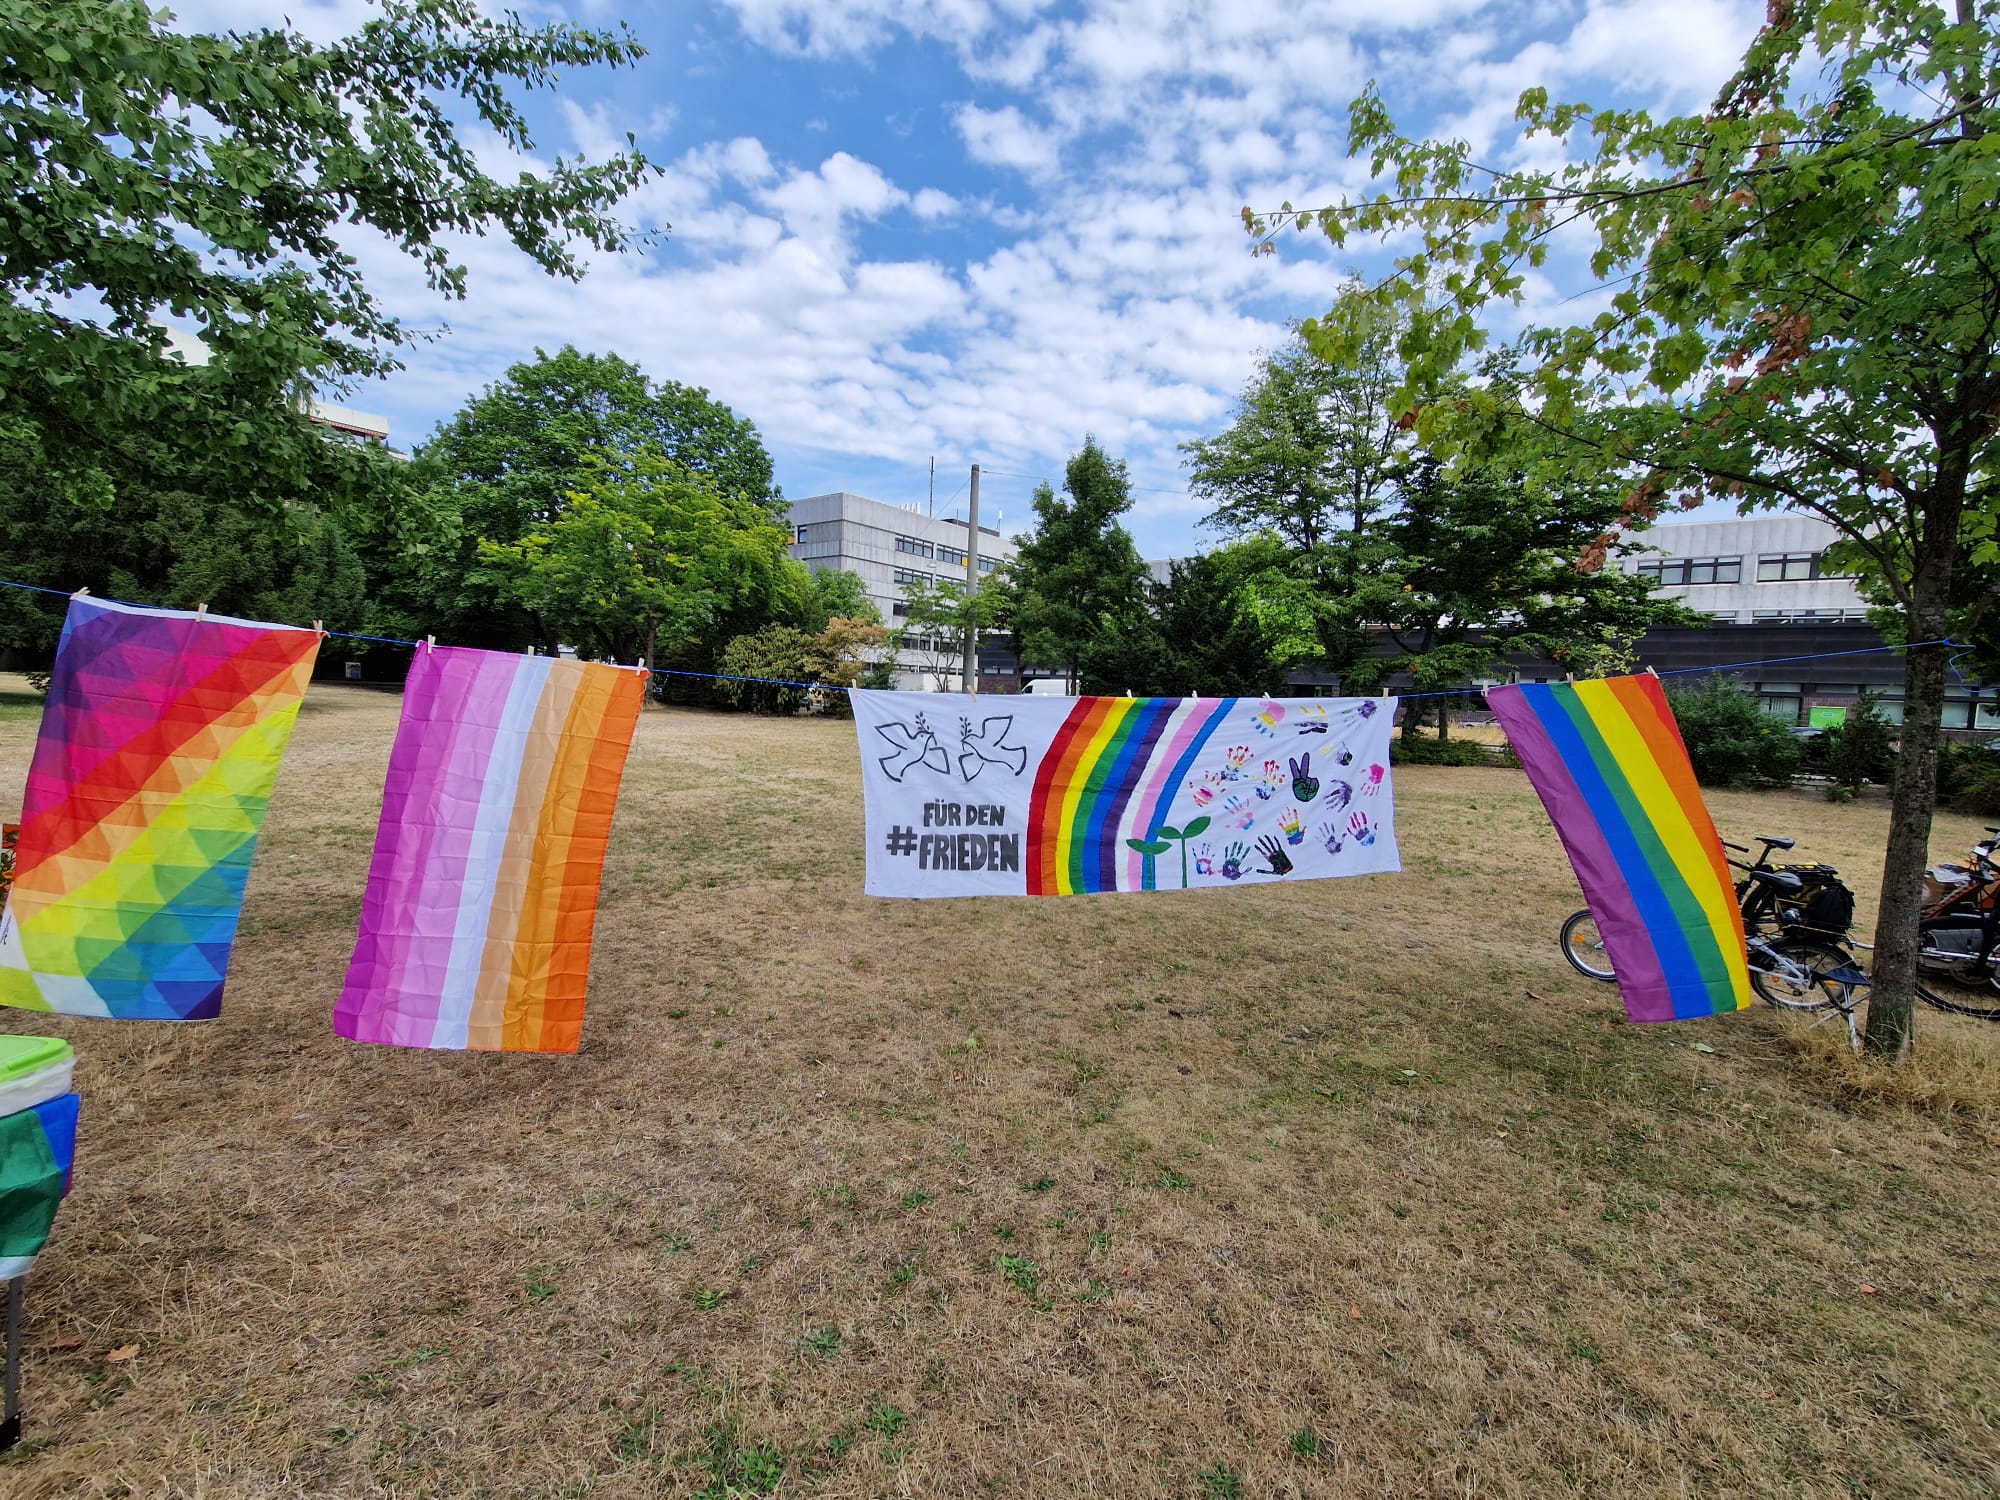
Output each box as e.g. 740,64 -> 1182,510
1748,868 -> 1803,892
1756,835 -> 1796,851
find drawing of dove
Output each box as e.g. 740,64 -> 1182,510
958,716 -> 1030,781
875,719 -> 951,781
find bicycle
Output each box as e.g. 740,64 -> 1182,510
1559,834 -> 1851,1009
1911,826 -> 2000,1021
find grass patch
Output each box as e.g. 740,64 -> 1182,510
1785,1012 -> 2000,1122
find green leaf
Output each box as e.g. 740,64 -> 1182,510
1126,838 -> 1172,856
1180,814 -> 1211,838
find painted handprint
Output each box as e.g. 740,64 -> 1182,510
1278,807 -> 1305,846
1254,835 -> 1294,876
1348,811 -> 1376,846
1322,779 -> 1353,812
1257,759 -> 1284,800
1288,753 -> 1319,802
1190,770 -> 1222,808
1357,700 -> 1379,719
1251,701 -> 1286,738
1223,745 -> 1251,779
1220,841 -> 1248,881
1295,704 -> 1328,735
1332,744 -> 1354,767
1320,821 -> 1345,857
1220,793 -> 1257,830
1193,843 -> 1215,876
1360,764 -> 1385,797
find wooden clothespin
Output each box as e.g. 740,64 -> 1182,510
312,619 -> 324,637
1565,672 -> 1576,684
424,635 -> 435,654
195,601 -> 207,621
635,657 -> 648,676
71,586 -> 90,600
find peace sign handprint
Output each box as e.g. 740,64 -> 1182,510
1254,835 -> 1294,876
1288,753 -> 1319,802
1220,842 -> 1249,881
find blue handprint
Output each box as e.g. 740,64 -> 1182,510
1220,841 -> 1248,881
1193,843 -> 1215,876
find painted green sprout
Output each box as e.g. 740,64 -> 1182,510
1127,814 -> 1211,890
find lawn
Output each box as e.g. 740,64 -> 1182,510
0,679 -> 1996,1499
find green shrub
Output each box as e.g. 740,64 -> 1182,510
1822,688 -> 1897,794
1663,674 -> 1801,787
1390,735 -> 1493,767
1940,740 -> 2000,815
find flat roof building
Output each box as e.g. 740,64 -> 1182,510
786,490 -> 1019,690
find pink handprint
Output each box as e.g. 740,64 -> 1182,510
1360,764 -> 1385,796
1193,843 -> 1215,876
1348,811 -> 1376,846
1251,701 -> 1286,738
1220,793 -> 1256,830
1279,807 -> 1305,846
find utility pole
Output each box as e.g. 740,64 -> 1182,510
928,456 -> 935,518
962,463 -> 980,694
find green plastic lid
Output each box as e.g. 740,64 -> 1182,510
0,1035 -> 73,1083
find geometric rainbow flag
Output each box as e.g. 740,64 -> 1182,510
0,597 -> 320,1020
1488,674 -> 1751,1022
0,1034 -> 80,1278
333,647 -> 646,1053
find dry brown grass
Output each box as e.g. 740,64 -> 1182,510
1,679 -> 1997,1499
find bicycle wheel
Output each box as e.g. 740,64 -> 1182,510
1560,909 -> 1617,982
1749,940 -> 1858,1012
1916,975 -> 2000,1021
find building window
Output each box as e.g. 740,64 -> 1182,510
892,602 -> 910,618
979,556 -> 998,573
895,535 -> 933,558
1636,555 -> 1741,585
794,524 -> 810,543
937,548 -> 967,569
893,567 -> 932,588
1757,552 -> 1819,582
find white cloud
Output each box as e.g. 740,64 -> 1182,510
954,104 -> 1062,177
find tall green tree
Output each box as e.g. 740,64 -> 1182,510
0,0 -> 654,519
1184,317 -> 1415,673
1338,456 -> 1701,735
1078,552 -> 1287,697
388,347 -> 780,649
1006,438 -> 1151,688
476,453 -> 795,668
894,577 -> 999,690
1246,0 -> 2000,1058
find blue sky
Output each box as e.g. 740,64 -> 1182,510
184,0 -> 1763,556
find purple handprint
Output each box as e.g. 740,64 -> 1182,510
1357,700 -> 1379,719
1220,841 -> 1248,881
1360,764 -> 1385,797
1332,744 -> 1354,767
1323,779 -> 1353,812
1348,811 -> 1376,846
1320,821 -> 1345,857
1254,835 -> 1294,876
1193,843 -> 1215,876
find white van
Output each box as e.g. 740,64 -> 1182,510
1022,678 -> 1072,697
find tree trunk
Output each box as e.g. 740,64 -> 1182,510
1864,469 -> 1965,1060
644,621 -> 658,704
1437,699 -> 1451,740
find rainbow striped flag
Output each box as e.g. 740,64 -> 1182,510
0,597 -> 320,1020
855,690 -> 1399,898
334,648 -> 646,1053
1488,675 -> 1751,1022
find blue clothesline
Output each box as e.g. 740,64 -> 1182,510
0,574 -> 1966,700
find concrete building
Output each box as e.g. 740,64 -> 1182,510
158,326 -> 395,447
786,490 -> 1019,690
1612,513 -> 1868,624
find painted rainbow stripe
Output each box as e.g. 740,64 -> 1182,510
334,648 -> 646,1053
1027,697 -> 1235,895
1488,675 -> 1750,1022
0,596 -> 319,1020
